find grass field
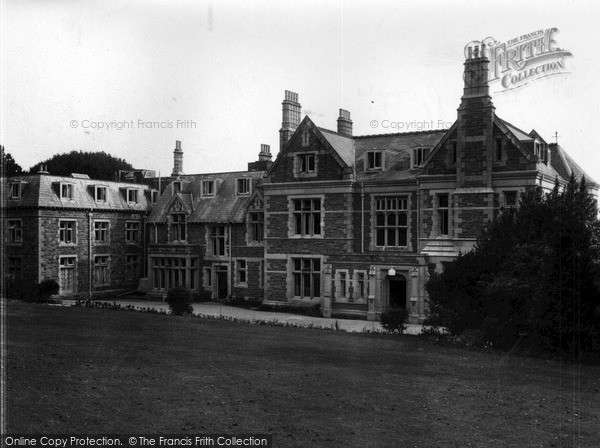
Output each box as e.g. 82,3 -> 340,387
5,301 -> 600,447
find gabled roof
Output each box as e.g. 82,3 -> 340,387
550,144 -> 596,185
4,174 -> 154,211
318,127 -> 355,167
148,171 -> 265,224
498,118 -> 534,142
266,116 -> 355,178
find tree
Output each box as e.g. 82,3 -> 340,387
28,150 -> 134,181
2,149 -> 24,176
425,176 -> 600,357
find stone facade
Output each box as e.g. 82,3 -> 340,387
3,174 -> 154,296
3,48 -> 597,324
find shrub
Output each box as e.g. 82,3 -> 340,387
6,279 -> 36,301
165,286 -> 194,316
36,279 -> 60,303
193,290 -> 213,302
380,307 -> 408,333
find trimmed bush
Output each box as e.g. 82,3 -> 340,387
193,290 -> 213,302
165,286 -> 194,316
380,307 -> 408,333
36,279 -> 60,303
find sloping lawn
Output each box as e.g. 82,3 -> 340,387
5,302 -> 600,447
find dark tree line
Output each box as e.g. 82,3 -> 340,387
426,174 -> 600,358
2,149 -> 24,176
28,150 -> 134,181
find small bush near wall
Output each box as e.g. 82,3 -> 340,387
36,280 -> 60,303
380,307 -> 408,333
165,286 -> 194,316
193,291 -> 213,303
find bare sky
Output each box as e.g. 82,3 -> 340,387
2,0 -> 599,184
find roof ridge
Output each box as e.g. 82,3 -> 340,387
496,116 -> 533,140
354,129 -> 447,139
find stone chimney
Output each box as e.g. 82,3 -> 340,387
279,90 -> 301,150
258,144 -> 272,161
248,144 -> 274,172
337,109 -> 353,137
455,43 -> 495,189
172,140 -> 183,176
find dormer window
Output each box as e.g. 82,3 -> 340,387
95,186 -> 107,202
127,189 -> 139,204
173,181 -> 182,193
301,129 -> 310,147
151,190 -> 159,204
60,183 -> 74,200
411,148 -> 429,168
202,180 -> 215,197
9,183 -> 21,199
366,151 -> 383,170
237,178 -> 250,195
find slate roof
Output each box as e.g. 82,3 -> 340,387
354,130 -> 447,181
498,118 -> 534,142
148,170 -> 265,224
318,128 -> 355,168
498,117 -> 596,185
4,174 -> 155,211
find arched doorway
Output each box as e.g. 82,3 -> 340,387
388,274 -> 407,309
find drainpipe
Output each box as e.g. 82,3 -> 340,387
87,210 -> 92,299
361,182 -> 365,253
228,223 -> 232,298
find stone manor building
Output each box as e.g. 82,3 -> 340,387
3,47 -> 597,322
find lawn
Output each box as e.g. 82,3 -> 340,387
5,301 -> 600,447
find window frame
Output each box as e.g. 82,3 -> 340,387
59,219 -> 77,245
95,186 -> 107,203
7,219 -> 22,244
208,225 -> 227,257
335,269 -> 349,300
366,151 -> 383,171
373,196 -> 409,249
60,182 -> 74,200
202,180 -> 215,197
127,189 -> 139,204
353,270 -> 368,302
9,182 -> 22,199
248,211 -> 264,244
236,178 -> 251,196
291,197 -> 322,238
93,254 -> 111,287
411,147 -> 429,168
93,220 -> 110,245
291,257 -> 321,300
235,259 -> 248,287
126,221 -> 141,244
437,193 -> 450,236
169,213 -> 187,242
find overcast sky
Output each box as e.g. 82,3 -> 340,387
2,0 -> 599,184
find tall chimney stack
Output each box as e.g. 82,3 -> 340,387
279,90 -> 301,150
172,140 -> 183,176
337,109 -> 353,137
258,144 -> 272,161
